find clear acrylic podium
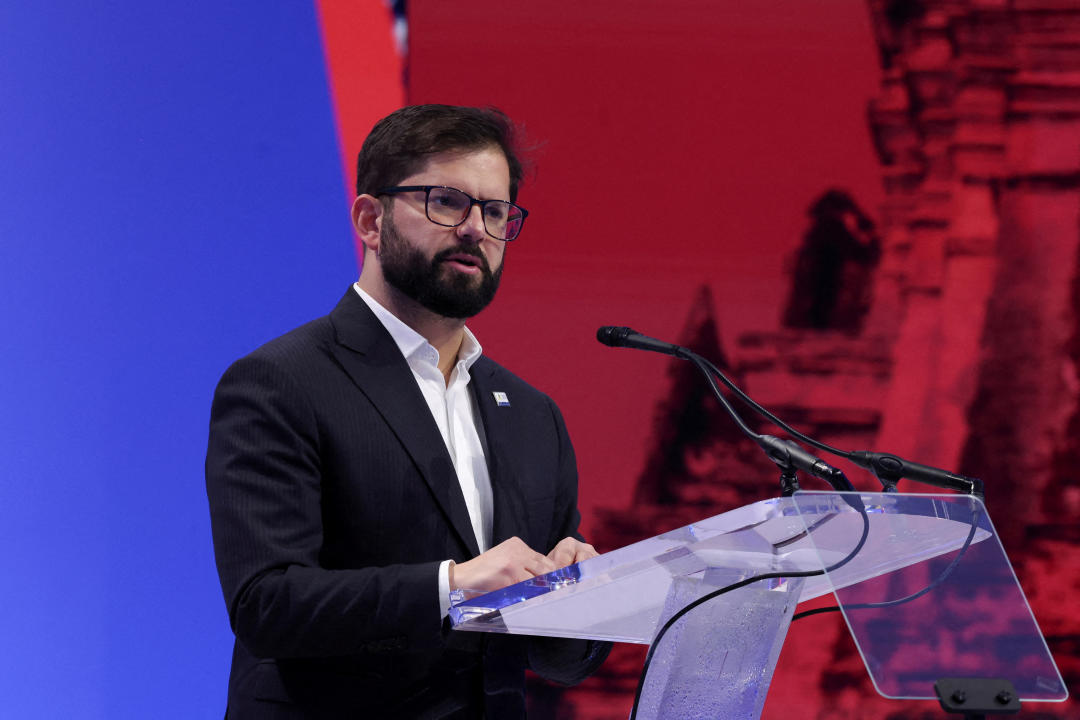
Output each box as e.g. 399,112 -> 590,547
450,492 -> 1068,719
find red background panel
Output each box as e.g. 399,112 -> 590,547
316,0 -> 405,233
322,1 -> 1080,717
407,0 -> 884,532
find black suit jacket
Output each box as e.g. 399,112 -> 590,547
206,289 -> 607,719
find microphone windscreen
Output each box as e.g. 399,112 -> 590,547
596,326 -> 633,347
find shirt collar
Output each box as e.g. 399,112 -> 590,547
353,283 -> 483,371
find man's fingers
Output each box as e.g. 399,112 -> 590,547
452,537 -> 600,593
547,546 -> 575,568
453,537 -> 565,592
573,542 -> 598,563
526,553 -> 557,577
547,538 -> 599,568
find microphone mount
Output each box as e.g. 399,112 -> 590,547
596,325 -> 984,498
597,326 -> 853,496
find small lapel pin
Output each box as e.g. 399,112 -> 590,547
492,391 -> 511,407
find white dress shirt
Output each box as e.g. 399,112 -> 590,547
353,284 -> 493,618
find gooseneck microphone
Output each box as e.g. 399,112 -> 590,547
596,324 -> 982,496
597,325 -> 851,494
605,325 -> 985,720
596,326 -> 688,357
848,451 -> 981,495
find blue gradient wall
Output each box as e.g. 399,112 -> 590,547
2,3 -> 358,715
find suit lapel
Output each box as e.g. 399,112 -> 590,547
469,359 -> 529,546
328,290 -> 480,557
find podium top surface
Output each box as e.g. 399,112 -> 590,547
450,492 -> 1067,703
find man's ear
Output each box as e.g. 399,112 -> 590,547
352,194 -> 384,256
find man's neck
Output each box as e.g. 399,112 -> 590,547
358,278 -> 466,384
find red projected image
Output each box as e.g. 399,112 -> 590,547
323,1 -> 1080,717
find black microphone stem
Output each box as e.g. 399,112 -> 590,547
691,355 -> 982,496
696,355 -> 844,459
685,352 -> 836,495
597,325 -> 982,497
598,326 -> 852,495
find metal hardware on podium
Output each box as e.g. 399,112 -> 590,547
935,678 -> 1021,717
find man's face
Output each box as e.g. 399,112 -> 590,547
377,146 -> 510,319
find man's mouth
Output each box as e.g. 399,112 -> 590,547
440,252 -> 485,273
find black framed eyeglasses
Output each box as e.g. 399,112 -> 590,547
376,185 -> 528,241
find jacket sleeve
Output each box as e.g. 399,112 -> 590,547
205,354 -> 444,659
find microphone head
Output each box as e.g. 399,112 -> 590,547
596,326 -> 635,347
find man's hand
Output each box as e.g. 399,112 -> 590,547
546,537 -> 598,569
449,536 -> 599,594
450,537 -> 556,593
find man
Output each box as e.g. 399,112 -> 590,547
206,105 -> 609,719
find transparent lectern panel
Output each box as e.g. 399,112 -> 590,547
791,492 -> 1068,704
449,493 -> 1030,649
449,497 -> 834,643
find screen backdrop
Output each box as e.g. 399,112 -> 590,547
403,0 -> 884,540
3,1 -> 1075,718
373,2 -> 1080,718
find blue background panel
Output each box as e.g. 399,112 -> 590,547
2,2 -> 358,716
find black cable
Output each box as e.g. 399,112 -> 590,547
598,329 -> 858,494
628,504 -> 871,720
598,328 -> 982,713
697,355 -> 854,460
684,352 -> 763,440
684,351 -> 855,494
696,354 -> 982,496
791,505 -> 983,622
692,344 -> 987,624
598,325 -> 982,495
791,605 -> 841,621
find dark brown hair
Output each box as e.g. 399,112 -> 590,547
355,104 -> 524,201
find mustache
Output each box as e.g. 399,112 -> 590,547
432,245 -> 491,273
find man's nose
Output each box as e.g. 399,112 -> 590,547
456,205 -> 486,244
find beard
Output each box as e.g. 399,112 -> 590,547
378,214 -> 503,319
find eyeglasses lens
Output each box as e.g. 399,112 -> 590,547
426,187 -> 522,240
